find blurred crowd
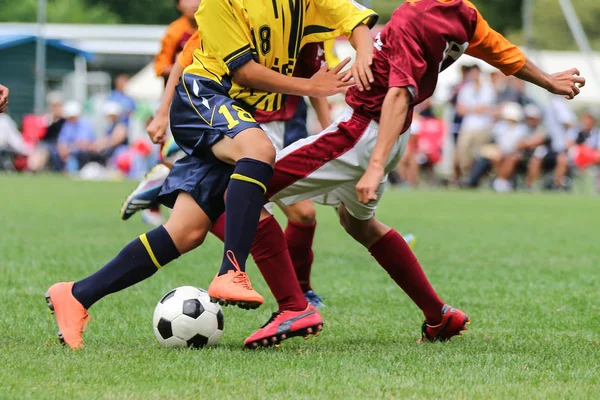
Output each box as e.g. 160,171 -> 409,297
1,64 -> 599,192
0,74 -> 155,179
393,64 -> 600,192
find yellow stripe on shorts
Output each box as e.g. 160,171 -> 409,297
230,173 -> 267,194
139,233 -> 162,269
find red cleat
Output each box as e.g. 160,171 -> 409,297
419,304 -> 470,343
244,304 -> 323,349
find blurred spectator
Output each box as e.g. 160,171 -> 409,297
455,65 -> 496,181
531,97 -> 576,189
468,103 -> 548,190
57,101 -> 96,173
28,92 -> 66,171
107,74 -> 136,124
397,100 -> 445,187
495,76 -> 535,107
0,113 -> 30,170
154,0 -> 199,81
449,65 -> 472,181
76,101 -> 130,168
567,111 -> 599,150
566,111 -> 600,170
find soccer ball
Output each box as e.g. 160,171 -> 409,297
153,286 -> 224,348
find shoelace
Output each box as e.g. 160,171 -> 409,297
226,250 -> 254,290
80,313 -> 90,333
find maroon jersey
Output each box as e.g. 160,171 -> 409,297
345,0 -> 526,134
255,43 -> 325,124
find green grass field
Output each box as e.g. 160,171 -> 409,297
1,174 -> 599,399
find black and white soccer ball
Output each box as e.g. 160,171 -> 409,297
153,286 -> 224,348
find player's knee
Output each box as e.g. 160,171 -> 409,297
164,223 -> 208,254
251,137 -> 276,165
338,206 -> 369,244
285,202 -> 316,225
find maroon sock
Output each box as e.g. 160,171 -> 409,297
369,230 -> 444,324
251,216 -> 308,312
210,213 -> 226,242
285,220 -> 316,293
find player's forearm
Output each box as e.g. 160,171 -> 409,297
233,61 -> 314,97
369,87 -> 410,169
514,59 -> 553,92
156,62 -> 184,117
349,24 -> 373,58
309,97 -> 332,129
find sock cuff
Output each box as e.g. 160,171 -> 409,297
140,226 -> 181,268
231,158 -> 274,194
368,229 -> 401,254
287,220 -> 317,229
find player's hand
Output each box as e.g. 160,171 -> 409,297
147,113 -> 169,144
343,50 -> 374,91
356,165 -> 385,205
548,68 -> 586,100
0,84 -> 9,113
308,58 -> 354,97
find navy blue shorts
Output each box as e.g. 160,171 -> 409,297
158,73 -> 260,222
283,99 -> 309,147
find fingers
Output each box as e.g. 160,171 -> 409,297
330,57 -> 351,74
569,68 -> 581,76
355,185 -> 378,204
574,76 -> 586,87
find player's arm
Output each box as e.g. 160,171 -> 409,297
309,97 -> 332,129
356,87 -> 411,204
147,61 -> 184,144
232,58 -> 352,97
345,24 -> 375,91
465,3 -> 585,99
148,30 -> 199,143
0,84 -> 8,113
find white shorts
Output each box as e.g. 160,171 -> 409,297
261,121 -> 286,151
268,107 -> 409,220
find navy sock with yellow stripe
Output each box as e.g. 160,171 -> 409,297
219,158 -> 273,275
72,226 -> 180,309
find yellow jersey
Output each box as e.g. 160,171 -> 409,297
184,0 -> 377,112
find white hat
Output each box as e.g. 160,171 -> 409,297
501,102 -> 524,123
523,103 -> 542,119
103,101 -> 122,116
63,101 -> 82,118
46,91 -> 63,105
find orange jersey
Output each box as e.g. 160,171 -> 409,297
154,17 -> 196,77
177,30 -> 199,69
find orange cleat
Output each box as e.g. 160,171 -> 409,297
45,282 -> 90,350
208,251 -> 264,310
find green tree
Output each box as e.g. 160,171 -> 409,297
84,0 -> 179,25
0,0 -> 119,24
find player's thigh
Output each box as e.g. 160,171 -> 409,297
170,73 -> 272,165
159,155 -> 234,252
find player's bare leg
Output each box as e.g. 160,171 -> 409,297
336,205 -> 469,342
208,128 -> 275,308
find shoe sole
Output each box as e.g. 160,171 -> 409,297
245,322 -> 324,350
45,291 -> 65,346
209,297 -> 262,310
